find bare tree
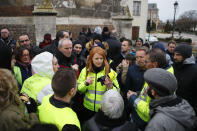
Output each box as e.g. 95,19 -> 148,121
176,10 -> 197,32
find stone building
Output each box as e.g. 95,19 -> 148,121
0,0 -> 148,45
148,3 -> 160,31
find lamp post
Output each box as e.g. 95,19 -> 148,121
172,1 -> 178,39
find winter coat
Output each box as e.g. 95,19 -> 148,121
55,49 -> 78,69
21,52 -> 54,103
106,39 -> 123,71
78,67 -> 119,112
73,52 -> 86,72
14,61 -> 32,90
42,39 -> 59,54
125,64 -> 145,94
145,95 -> 196,131
30,44 -> 42,57
83,110 -> 138,131
173,56 -> 197,114
0,104 -> 39,131
0,37 -> 16,52
0,45 -> 12,70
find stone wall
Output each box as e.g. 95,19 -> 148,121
0,0 -> 136,43
35,0 -> 123,18
56,24 -> 114,40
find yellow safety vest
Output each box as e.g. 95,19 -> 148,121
13,66 -> 22,86
38,95 -> 81,131
135,66 -> 174,122
78,67 -> 119,112
20,74 -> 51,102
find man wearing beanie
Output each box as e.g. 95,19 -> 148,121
144,68 -> 196,131
173,43 -> 197,114
73,40 -> 86,72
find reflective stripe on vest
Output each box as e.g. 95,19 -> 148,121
88,90 -> 106,95
85,95 -> 101,104
39,95 -> 81,131
78,67 -> 119,112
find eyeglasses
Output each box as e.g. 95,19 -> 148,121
19,39 -> 29,43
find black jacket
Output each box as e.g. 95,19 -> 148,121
0,37 -> 16,52
30,44 -> 42,57
55,49 -> 78,69
173,56 -> 197,114
106,39 -> 123,71
42,39 -> 59,54
83,110 -> 137,131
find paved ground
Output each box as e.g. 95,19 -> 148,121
151,32 -> 197,44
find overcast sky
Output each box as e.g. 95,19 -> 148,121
148,0 -> 197,22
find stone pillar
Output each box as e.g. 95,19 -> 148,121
33,0 -> 57,46
112,16 -> 133,39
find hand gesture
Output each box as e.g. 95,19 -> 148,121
85,76 -> 94,85
104,76 -> 113,89
122,59 -> 129,68
20,93 -> 30,103
71,64 -> 79,71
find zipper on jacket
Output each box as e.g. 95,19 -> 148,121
94,73 -> 97,112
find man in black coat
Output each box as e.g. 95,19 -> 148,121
173,43 -> 197,114
106,39 -> 123,71
0,28 -> 16,52
43,30 -> 69,54
18,34 -> 41,57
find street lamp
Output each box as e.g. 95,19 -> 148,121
172,1 -> 178,39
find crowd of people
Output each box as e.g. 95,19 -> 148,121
0,26 -> 197,131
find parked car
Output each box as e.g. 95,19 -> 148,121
145,34 -> 158,42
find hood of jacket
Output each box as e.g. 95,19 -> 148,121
31,52 -> 54,79
183,55 -> 195,65
150,95 -> 196,130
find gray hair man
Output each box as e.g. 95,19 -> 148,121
83,89 -> 137,131
55,39 -> 79,72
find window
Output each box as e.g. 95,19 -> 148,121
153,13 -> 157,19
133,1 -> 141,16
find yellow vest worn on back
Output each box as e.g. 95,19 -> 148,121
38,95 -> 81,131
20,74 -> 51,102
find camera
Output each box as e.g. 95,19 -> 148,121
97,75 -> 106,86
97,71 -> 117,86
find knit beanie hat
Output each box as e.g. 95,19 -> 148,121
136,38 -> 144,44
174,44 -> 192,59
93,34 -> 102,43
103,27 -> 109,32
144,68 -> 177,96
153,42 -> 165,52
73,40 -> 83,47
